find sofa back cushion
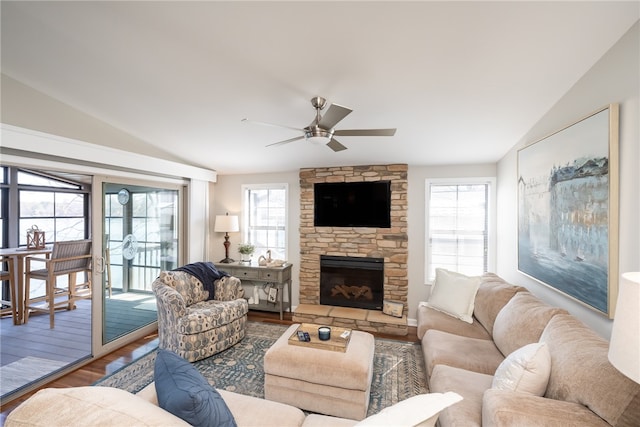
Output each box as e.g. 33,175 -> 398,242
492,292 -> 567,357
473,273 -> 527,336
540,314 -> 640,426
159,270 -> 208,306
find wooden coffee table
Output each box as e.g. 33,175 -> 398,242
287,322 -> 352,352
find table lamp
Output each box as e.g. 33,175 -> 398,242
214,213 -> 239,263
608,271 -> 640,384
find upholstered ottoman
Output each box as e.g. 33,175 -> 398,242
264,323 -> 375,420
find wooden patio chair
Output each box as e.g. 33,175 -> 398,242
0,255 -> 18,325
24,239 -> 92,328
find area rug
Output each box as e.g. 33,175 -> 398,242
95,321 -> 428,416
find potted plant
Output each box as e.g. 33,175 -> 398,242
238,243 -> 255,264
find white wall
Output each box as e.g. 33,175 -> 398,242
496,22 -> 639,338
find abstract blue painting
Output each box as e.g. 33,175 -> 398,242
517,105 -> 619,318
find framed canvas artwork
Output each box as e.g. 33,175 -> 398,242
517,104 -> 619,318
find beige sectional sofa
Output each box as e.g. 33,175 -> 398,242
4,383 -> 462,427
417,273 -> 640,427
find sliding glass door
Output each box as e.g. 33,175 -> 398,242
101,182 -> 181,344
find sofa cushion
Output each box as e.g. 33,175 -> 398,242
540,314 -> 640,426
491,342 -> 551,396
5,387 -> 190,426
154,349 -> 236,427
425,269 -> 481,323
416,304 -> 491,341
136,383 -> 308,427
473,273 -> 527,336
353,392 -> 463,427
492,292 -> 566,357
302,414 -> 358,427
429,364 -> 494,427
422,329 -> 505,377
482,389 -> 611,427
218,389 -> 307,427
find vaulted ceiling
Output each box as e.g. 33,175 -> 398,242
2,1 -> 638,174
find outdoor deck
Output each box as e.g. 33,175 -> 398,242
0,292 -> 157,399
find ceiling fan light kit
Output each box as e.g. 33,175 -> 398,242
243,96 -> 396,152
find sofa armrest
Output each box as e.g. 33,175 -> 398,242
482,389 -> 610,427
214,275 -> 244,301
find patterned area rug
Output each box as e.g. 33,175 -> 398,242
95,321 -> 428,416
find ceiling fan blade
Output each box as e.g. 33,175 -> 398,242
265,135 -> 305,147
241,118 -> 304,133
334,128 -> 397,137
326,138 -> 348,152
318,104 -> 352,129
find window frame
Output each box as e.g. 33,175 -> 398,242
17,169 -> 90,245
424,177 -> 496,284
241,183 -> 288,262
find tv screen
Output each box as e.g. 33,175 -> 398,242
314,181 -> 391,228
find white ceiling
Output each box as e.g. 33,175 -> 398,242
2,1 -> 638,175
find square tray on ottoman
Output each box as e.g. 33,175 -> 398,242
264,323 -> 375,420
287,323 -> 352,352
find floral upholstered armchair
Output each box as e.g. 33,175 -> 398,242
152,270 -> 248,362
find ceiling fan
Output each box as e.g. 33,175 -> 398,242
242,96 -> 396,152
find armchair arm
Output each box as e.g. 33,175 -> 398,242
25,255 -> 50,271
213,276 -> 244,301
482,389 -> 609,427
152,279 -> 188,351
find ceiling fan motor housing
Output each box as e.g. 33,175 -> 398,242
305,126 -> 333,144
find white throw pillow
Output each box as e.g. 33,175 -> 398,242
425,269 -> 481,323
492,342 -> 551,396
354,392 -> 463,427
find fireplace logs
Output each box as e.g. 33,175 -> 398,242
330,285 -> 373,300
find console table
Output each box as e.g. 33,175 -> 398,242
215,262 -> 292,320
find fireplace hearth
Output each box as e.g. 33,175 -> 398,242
320,255 -> 384,310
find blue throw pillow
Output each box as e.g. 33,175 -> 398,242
154,349 -> 237,427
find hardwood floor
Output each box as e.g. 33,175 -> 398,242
0,311 -> 418,424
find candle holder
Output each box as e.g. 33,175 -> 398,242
318,326 -> 331,341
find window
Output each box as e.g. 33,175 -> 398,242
18,169 -> 88,245
425,178 -> 495,282
242,184 -> 287,261
105,186 -> 179,292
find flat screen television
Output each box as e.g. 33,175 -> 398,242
314,181 -> 391,228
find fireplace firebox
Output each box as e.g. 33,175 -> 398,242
320,255 -> 384,310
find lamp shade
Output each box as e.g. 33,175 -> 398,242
214,214 -> 239,233
608,272 -> 640,384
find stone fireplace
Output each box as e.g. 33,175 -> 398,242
294,164 -> 409,335
320,255 -> 384,310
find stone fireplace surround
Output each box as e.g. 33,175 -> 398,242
293,164 -> 409,335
